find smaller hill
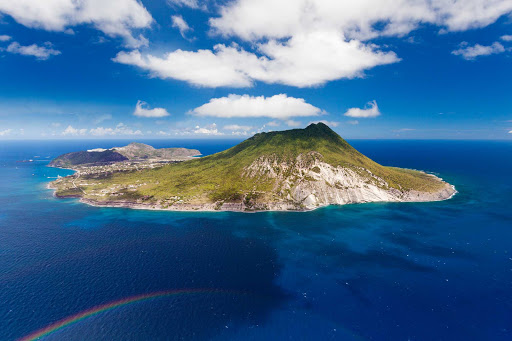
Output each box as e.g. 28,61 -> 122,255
49,143 -> 200,167
49,149 -> 128,167
114,143 -> 201,160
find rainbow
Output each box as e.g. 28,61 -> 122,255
21,288 -> 234,341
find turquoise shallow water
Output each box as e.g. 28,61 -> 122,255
0,140 -> 511,340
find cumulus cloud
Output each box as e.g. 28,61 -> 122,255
6,42 -> 61,60
0,35 -> 11,42
501,35 -> 512,42
0,0 -> 153,47
114,32 -> 399,87
114,0 -> 512,88
0,128 -> 13,136
62,125 -> 87,136
210,0 -> 512,40
133,100 -> 170,118
171,15 -> 193,40
452,41 -> 506,60
344,100 -> 381,118
194,123 -> 223,135
191,94 -> 322,119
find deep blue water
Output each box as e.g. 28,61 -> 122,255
0,139 -> 511,340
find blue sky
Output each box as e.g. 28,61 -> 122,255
0,0 -> 511,139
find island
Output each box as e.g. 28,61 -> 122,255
48,123 -> 456,211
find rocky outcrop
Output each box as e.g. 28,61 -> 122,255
241,152 -> 455,210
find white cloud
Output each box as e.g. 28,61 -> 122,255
344,100 -> 381,118
192,94 -> 322,119
62,125 -> 87,136
114,32 -> 399,87
0,35 -> 11,42
266,121 -> 280,127
171,15 -> 193,40
223,124 -> 253,131
0,0 -> 153,48
347,120 -> 359,125
194,123 -> 223,135
0,128 -> 13,136
133,100 -> 170,118
114,0 -> 512,88
210,0 -> 512,40
452,41 -> 506,60
501,35 -> 512,41
509,130 -> 512,134
114,47 -> 260,88
6,42 -> 61,60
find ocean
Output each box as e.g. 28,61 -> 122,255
0,139 -> 511,340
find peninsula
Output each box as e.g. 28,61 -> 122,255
49,123 -> 455,211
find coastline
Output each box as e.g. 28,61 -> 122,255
47,171 -> 457,213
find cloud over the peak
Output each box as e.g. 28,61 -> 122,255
191,94 -> 322,119
344,100 -> 381,118
6,42 -> 61,60
452,42 -> 506,60
0,0 -> 153,47
133,100 -> 170,118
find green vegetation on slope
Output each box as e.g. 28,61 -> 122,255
69,123 -> 445,205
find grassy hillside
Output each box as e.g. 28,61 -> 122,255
74,123 -> 445,205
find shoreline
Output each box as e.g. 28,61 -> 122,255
47,174 -> 457,213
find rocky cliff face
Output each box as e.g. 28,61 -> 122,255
242,152 -> 455,210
